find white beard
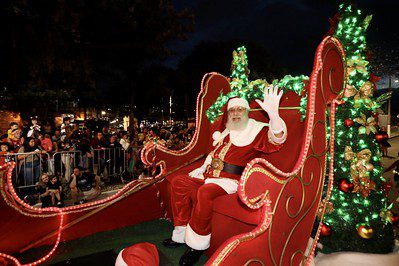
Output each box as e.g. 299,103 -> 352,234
226,115 -> 249,131
212,118 -> 268,147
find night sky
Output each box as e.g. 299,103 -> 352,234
170,0 -> 399,86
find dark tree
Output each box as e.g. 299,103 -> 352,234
0,0 -> 193,116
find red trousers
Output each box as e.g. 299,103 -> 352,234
170,175 -> 227,235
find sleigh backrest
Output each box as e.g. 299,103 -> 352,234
205,36 -> 345,266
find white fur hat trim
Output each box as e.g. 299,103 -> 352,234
227,98 -> 249,110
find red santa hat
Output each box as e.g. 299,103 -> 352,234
115,242 -> 159,266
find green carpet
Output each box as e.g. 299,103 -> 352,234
15,219 -> 208,265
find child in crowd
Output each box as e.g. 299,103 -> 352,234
0,142 -> 12,165
27,116 -> 41,137
35,173 -> 52,208
8,128 -> 24,152
7,122 -> 19,139
47,175 -> 63,206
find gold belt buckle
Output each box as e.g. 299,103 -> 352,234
211,158 -> 224,171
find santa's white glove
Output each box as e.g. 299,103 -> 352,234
255,85 -> 282,119
188,155 -> 212,179
255,85 -> 285,134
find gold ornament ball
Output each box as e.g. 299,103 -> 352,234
357,225 -> 374,239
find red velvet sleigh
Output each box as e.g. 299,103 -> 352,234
0,36 -> 344,265
141,36 -> 345,265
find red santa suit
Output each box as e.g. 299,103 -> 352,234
170,118 -> 287,250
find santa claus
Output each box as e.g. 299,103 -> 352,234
163,85 -> 287,265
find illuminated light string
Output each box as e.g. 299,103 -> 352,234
306,98 -> 339,265
0,160 -> 155,265
1,167 -> 148,218
4,160 -> 149,217
0,162 -> 64,266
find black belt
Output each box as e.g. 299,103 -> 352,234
210,158 -> 245,175
223,162 -> 245,175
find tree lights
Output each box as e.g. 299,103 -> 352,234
319,4 -> 395,253
205,47 -> 309,123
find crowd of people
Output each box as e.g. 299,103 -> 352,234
0,116 -> 195,207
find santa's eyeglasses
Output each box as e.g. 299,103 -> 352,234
228,107 -> 247,114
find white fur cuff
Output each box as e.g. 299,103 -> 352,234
268,118 -> 287,144
171,225 -> 187,243
185,224 -> 211,250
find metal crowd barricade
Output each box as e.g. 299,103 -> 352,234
91,147 -> 127,181
1,152 -> 50,189
0,147 -> 128,196
51,150 -> 82,183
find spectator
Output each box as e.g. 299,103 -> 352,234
27,116 -> 41,137
90,132 -> 109,177
0,142 -> 12,165
8,128 -> 24,152
69,166 -> 101,205
102,126 -> 111,141
17,137 -> 47,187
39,133 -> 53,153
47,175 -> 63,206
61,116 -> 71,136
60,140 -> 75,181
76,137 -> 92,170
43,121 -> 52,135
52,130 -> 62,148
108,134 -> 122,180
120,132 -> 130,151
7,122 -> 19,139
90,132 -> 108,149
35,173 -> 52,208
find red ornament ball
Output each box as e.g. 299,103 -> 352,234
344,119 -> 354,127
320,223 -> 332,237
338,178 -> 354,193
375,133 -> 389,142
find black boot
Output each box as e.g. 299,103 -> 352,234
179,247 -> 204,266
162,238 -> 184,248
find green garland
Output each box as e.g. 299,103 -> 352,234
205,46 -> 309,123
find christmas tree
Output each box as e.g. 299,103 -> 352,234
206,47 -> 308,123
319,3 -> 395,253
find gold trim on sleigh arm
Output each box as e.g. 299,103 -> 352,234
239,161 -> 287,210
